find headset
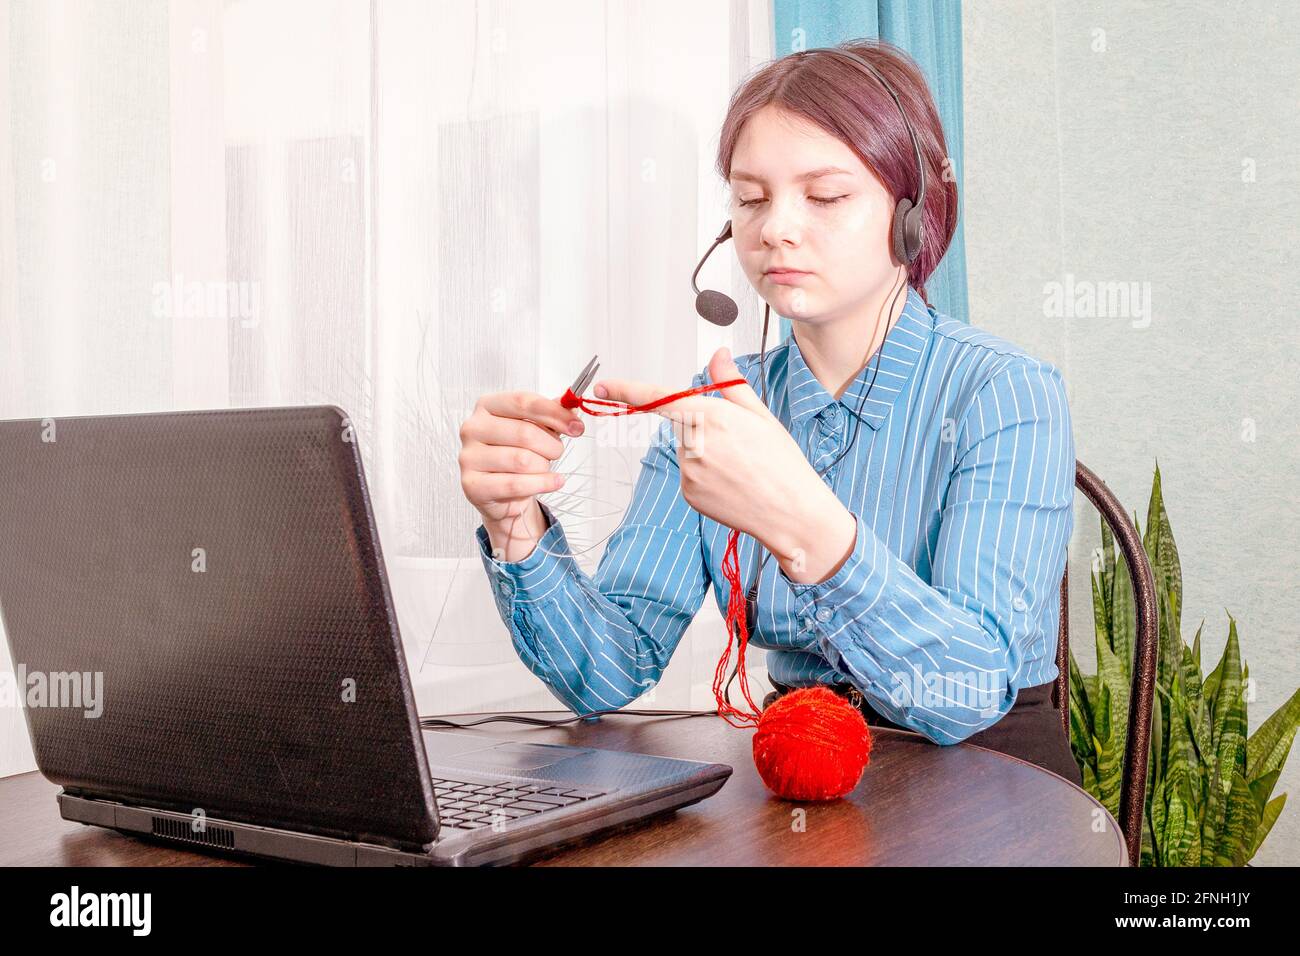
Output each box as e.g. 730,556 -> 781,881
692,45 -> 927,329
423,45 -> 928,730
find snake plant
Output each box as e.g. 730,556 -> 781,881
1069,463 -> 1299,865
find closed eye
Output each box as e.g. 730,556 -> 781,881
737,195 -> 848,207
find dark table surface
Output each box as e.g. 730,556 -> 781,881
0,709 -> 1128,866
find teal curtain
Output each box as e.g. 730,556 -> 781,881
769,0 -> 968,337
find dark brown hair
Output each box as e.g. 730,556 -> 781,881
716,40 -> 958,304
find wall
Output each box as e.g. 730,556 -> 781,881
962,0 -> 1299,866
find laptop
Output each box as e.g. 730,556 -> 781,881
0,405 -> 731,866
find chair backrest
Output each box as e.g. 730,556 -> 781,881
1052,461 -> 1160,867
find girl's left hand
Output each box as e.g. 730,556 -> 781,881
593,346 -> 844,567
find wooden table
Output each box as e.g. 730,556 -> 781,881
0,710 -> 1128,866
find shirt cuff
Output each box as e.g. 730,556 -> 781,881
776,512 -> 882,657
475,500 -> 578,617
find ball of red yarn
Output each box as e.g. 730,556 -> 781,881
752,687 -> 873,801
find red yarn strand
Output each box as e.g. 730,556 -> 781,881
564,377 -> 761,726
563,373 -> 873,800
713,527 -> 763,728
561,378 -> 747,416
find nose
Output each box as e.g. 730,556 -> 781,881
758,195 -> 805,248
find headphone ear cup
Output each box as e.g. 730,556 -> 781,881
903,203 -> 925,263
892,197 -> 914,264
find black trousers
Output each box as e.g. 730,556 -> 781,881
764,677 -> 1083,786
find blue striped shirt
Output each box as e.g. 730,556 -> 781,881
474,284 -> 1075,744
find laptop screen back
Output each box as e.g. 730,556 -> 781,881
0,406 -> 437,848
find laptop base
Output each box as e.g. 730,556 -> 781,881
58,773 -> 728,866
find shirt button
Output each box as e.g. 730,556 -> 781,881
826,405 -> 840,421
1013,596 -> 1028,612
816,607 -> 833,622
498,580 -> 511,596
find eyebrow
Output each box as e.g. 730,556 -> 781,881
728,166 -> 854,184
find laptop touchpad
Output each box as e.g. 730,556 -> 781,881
441,742 -> 595,773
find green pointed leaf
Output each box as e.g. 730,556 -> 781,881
1099,517 -> 1116,592
1201,762 -> 1226,864
1156,587 -> 1180,710
1146,688 -> 1165,860
1110,535 -> 1137,682
1163,670 -> 1201,865
1093,629 -> 1130,817
1202,619 -> 1247,863
1148,682 -> 1165,792
1143,464 -> 1183,647
1082,761 -> 1098,797
1247,769 -> 1281,815
1090,569 -> 1112,656
1202,628 -> 1225,715
1249,792 -> 1286,860
1083,462 -> 1299,867
1141,813 -> 1157,865
1179,798 -> 1203,866
1184,624 -> 1211,768
1068,650 -> 1096,766
1213,768 -> 1261,866
1070,682 -> 1096,771
1175,737 -> 1204,864
1167,788 -> 1201,867
1245,686 -> 1300,782
1163,792 -> 1188,864
1210,619 -> 1248,787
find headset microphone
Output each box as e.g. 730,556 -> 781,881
691,221 -> 739,326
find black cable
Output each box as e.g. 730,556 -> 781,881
420,707 -> 720,729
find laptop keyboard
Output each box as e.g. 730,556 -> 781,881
431,777 -> 608,831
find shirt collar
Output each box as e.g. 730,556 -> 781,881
784,284 -> 935,434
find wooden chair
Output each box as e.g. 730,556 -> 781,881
1051,461 -> 1160,867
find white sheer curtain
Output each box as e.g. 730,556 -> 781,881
0,0 -> 775,774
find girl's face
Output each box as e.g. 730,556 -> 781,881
728,105 -> 903,324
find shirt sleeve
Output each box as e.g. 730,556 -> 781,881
777,360 -> 1075,744
475,378 -> 713,715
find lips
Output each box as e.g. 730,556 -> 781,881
764,268 -> 811,285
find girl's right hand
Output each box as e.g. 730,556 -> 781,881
457,390 -> 585,526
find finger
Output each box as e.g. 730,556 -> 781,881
461,444 -> 555,475
540,419 -> 585,441
593,378 -> 709,421
477,418 -> 567,461
470,471 -> 567,503
481,391 -> 582,434
671,415 -> 708,455
708,346 -> 768,415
